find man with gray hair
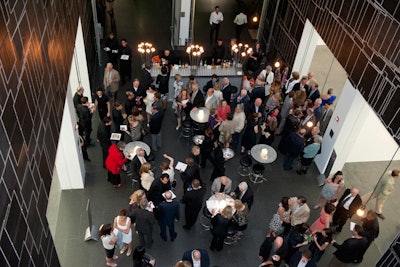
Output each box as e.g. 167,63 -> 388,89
258,65 -> 274,97
230,181 -> 254,210
131,199 -> 157,249
221,77 -> 237,104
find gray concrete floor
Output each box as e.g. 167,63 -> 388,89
49,0 -> 400,266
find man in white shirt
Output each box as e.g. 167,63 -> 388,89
258,65 -> 274,96
209,6 -> 224,44
204,88 -> 218,110
233,12 -> 247,41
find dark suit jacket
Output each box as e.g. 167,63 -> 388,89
97,123 -> 111,147
141,68 -> 153,90
308,89 -> 320,103
249,86 -> 265,102
292,82 -> 309,92
235,94 -> 250,107
289,251 -> 317,267
286,132 -> 304,157
245,102 -> 264,117
221,84 -> 237,104
131,86 -> 147,98
205,80 -> 215,92
337,189 -> 362,217
148,179 -> 172,206
132,155 -> 149,181
182,249 -> 210,267
149,110 -> 163,134
211,214 -> 231,237
191,90 -> 205,108
333,237 -> 368,263
259,236 -> 287,265
234,186 -> 254,210
131,209 -> 156,234
183,187 -> 206,209
158,200 -> 180,224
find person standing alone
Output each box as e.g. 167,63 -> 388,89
209,6 -> 223,44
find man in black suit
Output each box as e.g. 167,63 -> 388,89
230,181 -> 254,210
149,104 -> 164,151
204,74 -> 218,92
131,199 -> 157,249
211,39 -> 225,65
289,249 -> 317,267
131,78 -> 146,99
97,116 -> 112,167
131,148 -> 148,183
221,77 -> 237,104
329,224 -> 368,266
291,76 -> 309,93
148,174 -> 172,207
332,187 -> 362,233
180,157 -> 201,193
141,62 -> 154,90
158,191 -> 180,241
259,235 -> 286,266
245,98 -> 264,119
283,128 -> 306,170
307,82 -> 321,104
360,210 -> 379,257
182,179 -> 206,229
182,249 -> 210,267
234,89 -> 250,107
249,81 -> 265,103
190,83 -> 205,108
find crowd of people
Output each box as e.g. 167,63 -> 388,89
71,5 -> 400,267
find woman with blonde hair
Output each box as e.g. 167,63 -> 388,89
233,199 -> 249,237
124,115 -> 142,142
210,205 -> 233,251
129,189 -> 146,211
140,162 -> 154,191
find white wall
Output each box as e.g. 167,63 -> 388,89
315,80 -> 400,174
68,18 -> 92,102
53,17 -> 89,190
179,0 -> 191,46
292,19 -> 324,77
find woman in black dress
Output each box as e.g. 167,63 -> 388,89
210,206 -> 233,251
200,128 -> 215,168
308,228 -> 333,262
241,113 -> 259,154
210,142 -> 225,182
259,115 -> 278,145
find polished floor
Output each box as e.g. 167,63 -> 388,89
50,1 -> 398,266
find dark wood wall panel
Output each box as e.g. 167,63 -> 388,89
0,0 -> 95,266
263,0 -> 400,143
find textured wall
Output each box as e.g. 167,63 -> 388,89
0,0 -> 94,266
262,0 -> 400,143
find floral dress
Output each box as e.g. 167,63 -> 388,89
269,206 -> 290,235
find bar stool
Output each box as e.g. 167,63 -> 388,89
250,164 -> 266,184
224,223 -> 238,245
179,120 -> 192,145
200,205 -> 212,230
237,156 -> 252,177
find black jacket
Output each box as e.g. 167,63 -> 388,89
337,188 -> 362,217
333,237 -> 368,263
149,111 -> 163,134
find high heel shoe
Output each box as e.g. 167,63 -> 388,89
176,125 -> 180,130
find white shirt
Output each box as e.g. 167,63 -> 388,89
101,234 -> 115,250
234,13 -> 247,25
296,259 -> 308,267
209,11 -> 224,25
285,78 -> 300,94
343,194 -> 355,210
